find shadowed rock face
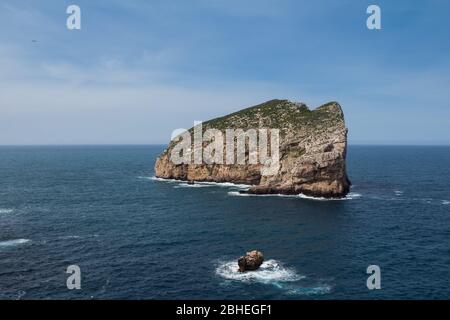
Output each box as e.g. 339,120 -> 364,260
155,99 -> 351,198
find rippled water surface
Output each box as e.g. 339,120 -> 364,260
0,145 -> 449,299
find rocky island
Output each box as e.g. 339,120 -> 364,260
155,99 -> 351,198
238,250 -> 264,272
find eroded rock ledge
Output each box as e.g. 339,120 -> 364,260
155,99 -> 351,198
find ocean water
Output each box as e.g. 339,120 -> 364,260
0,145 -> 449,300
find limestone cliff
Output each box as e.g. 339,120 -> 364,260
155,99 -> 351,198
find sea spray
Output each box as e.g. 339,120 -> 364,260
215,259 -> 331,296
216,259 -> 303,283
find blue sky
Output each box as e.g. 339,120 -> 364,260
1,0 -> 450,144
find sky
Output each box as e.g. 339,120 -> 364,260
1,0 -> 450,145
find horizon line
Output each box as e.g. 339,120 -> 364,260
1,143 -> 450,147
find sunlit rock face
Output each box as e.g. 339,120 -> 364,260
238,250 -> 264,272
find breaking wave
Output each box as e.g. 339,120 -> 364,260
215,259 -> 331,295
228,191 -> 362,201
148,176 -> 251,189
0,208 -> 14,214
150,176 -> 359,201
0,239 -> 31,247
298,192 -> 362,201
216,259 -> 304,283
443,200 -> 450,205
189,181 -> 251,189
174,183 -> 213,188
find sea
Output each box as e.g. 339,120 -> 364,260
0,145 -> 449,299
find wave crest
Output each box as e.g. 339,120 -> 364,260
0,239 -> 30,247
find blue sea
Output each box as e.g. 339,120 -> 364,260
0,145 -> 449,300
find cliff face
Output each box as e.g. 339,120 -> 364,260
155,99 -> 351,198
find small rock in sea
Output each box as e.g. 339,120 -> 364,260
187,180 -> 195,185
238,250 -> 264,272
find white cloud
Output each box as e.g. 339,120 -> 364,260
0,45 -> 296,144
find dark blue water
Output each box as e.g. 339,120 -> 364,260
0,145 -> 449,299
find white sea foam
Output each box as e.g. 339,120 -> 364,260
394,190 -> 404,196
150,175 -> 359,201
0,208 -> 14,214
228,191 -> 362,201
174,183 -> 212,188
443,200 -> 450,205
215,259 -> 331,295
0,239 -> 30,247
191,181 -> 251,189
215,259 -> 304,283
346,192 -> 363,199
138,176 -> 179,183
148,176 -> 251,189
298,192 -> 362,201
228,191 -> 251,197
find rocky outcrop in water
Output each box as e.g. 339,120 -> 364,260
238,250 -> 264,272
155,99 -> 350,198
